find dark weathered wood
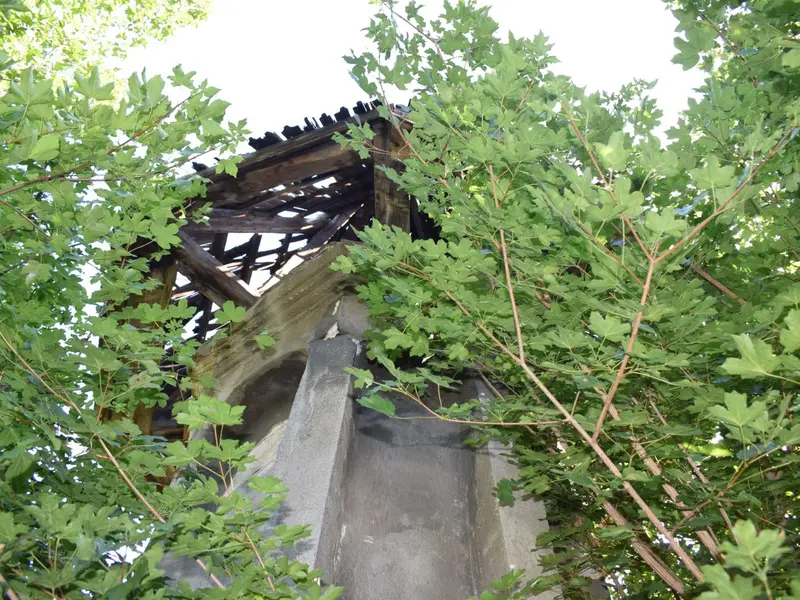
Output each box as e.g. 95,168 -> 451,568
221,177 -> 323,211
239,234 -> 261,283
104,258 -> 177,434
183,209 -> 329,236
299,185 -> 372,215
193,109 -> 381,181
203,142 -> 364,207
373,121 -> 410,231
299,204 -> 362,257
194,234 -> 228,341
174,231 -> 258,309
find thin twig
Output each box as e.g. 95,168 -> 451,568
243,529 -> 276,592
0,570 -> 21,600
561,102 -> 652,260
691,264 -> 745,305
489,164 -> 525,363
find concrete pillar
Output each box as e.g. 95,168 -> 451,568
471,380 -> 559,599
246,335 -> 361,572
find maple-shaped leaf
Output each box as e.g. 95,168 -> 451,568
690,155 -> 736,189
594,131 -> 630,171
722,335 -> 779,378
707,392 -> 768,431
589,311 -> 630,342
216,300 -> 246,324
780,309 -> 800,353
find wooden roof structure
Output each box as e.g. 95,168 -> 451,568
134,100 -> 427,442
171,100 -> 419,343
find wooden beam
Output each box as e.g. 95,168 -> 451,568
182,209 -> 328,236
203,142 -> 363,207
104,258 -> 177,434
194,109 -> 383,181
194,234 -> 227,342
174,231 -> 259,308
239,234 -> 261,283
373,121 -> 410,231
299,204 -> 362,257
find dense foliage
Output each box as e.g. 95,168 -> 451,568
338,0 -> 800,597
0,0 -> 211,77
0,4 -> 343,600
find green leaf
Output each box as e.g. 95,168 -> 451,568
644,210 -> 685,238
383,327 -> 414,350
163,440 -> 201,467
698,564 -> 761,600
216,300 -> 246,324
214,157 -> 240,176
613,175 -> 644,216
782,48 -> 800,69
597,526 -> 633,540
707,392 -> 768,431
5,452 -> 34,481
152,222 -> 180,249
21,260 -> 52,285
588,311 -> 630,342
690,155 -> 736,189
201,118 -> 227,137
0,512 -> 27,543
622,467 -> 650,482
720,521 -> 789,571
780,309 -> 800,353
722,335 -> 780,379
248,475 -> 289,495
594,131 -> 630,171
255,330 -> 275,350
494,479 -> 515,506
27,134 -> 60,161
356,393 -> 395,417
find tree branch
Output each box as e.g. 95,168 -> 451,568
656,126 -> 798,265
592,258 -> 656,441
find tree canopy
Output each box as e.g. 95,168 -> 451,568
338,0 -> 800,598
0,0 -> 211,76
0,2 -> 343,599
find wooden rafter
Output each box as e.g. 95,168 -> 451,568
239,234 -> 261,283
201,142 -> 363,207
299,204 -> 362,257
183,209 -> 328,236
174,231 -> 259,309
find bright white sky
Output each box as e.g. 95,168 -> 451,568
117,0 -> 706,296
121,0 -> 705,141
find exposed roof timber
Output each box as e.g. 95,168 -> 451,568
299,183 -> 373,214
195,109 -> 385,182
183,209 -> 328,236
239,233 -> 261,284
251,167 -> 370,215
174,231 -> 259,308
299,204 -> 362,257
202,142 -> 363,207
221,176 -> 329,212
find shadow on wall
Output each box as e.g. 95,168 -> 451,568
225,351 -> 308,486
